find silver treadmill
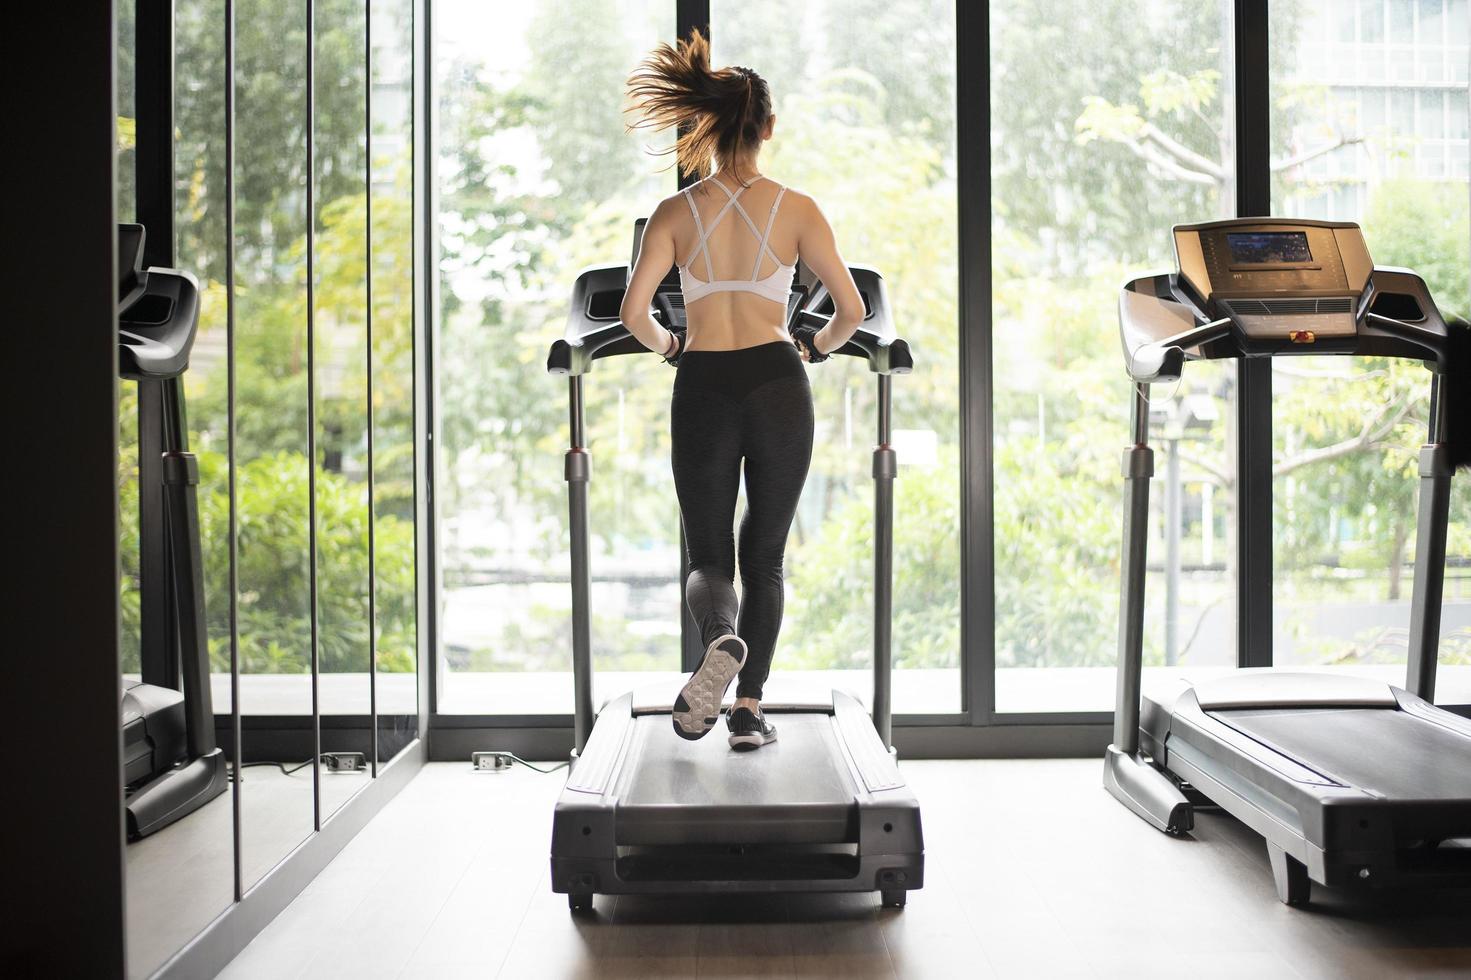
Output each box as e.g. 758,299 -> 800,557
545,241 -> 923,912
1105,217 -> 1471,905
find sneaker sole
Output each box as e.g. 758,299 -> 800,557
728,729 -> 777,751
672,635 -> 747,740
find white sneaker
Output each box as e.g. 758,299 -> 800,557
672,635 -> 747,740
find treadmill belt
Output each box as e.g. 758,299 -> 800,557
1219,707 -> 1471,800
620,712 -> 854,807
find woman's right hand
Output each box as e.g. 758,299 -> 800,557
791,324 -> 828,363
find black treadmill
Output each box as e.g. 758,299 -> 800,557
1105,217 -> 1471,905
545,230 -> 924,912
118,223 -> 229,839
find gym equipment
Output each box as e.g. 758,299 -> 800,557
119,223 -> 229,839
546,232 -> 923,912
1106,217 -> 1471,905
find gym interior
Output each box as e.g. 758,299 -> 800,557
13,2 -> 1471,978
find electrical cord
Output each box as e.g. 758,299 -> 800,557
503,754 -> 569,774
476,752 -> 569,774
228,756 -> 322,780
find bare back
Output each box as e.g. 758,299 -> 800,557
673,176 -> 796,350
622,173 -> 864,356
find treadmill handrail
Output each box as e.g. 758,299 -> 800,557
547,319 -> 912,377
1363,311 -> 1447,363
1122,316 -> 1232,384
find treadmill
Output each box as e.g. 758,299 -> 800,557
1105,217 -> 1471,905
546,226 -> 924,912
118,223 -> 230,839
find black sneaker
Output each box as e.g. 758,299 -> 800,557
672,634 -> 747,740
727,706 -> 777,751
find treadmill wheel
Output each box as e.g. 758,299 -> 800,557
1267,843 -> 1310,907
880,889 -> 907,909
569,892 -> 594,913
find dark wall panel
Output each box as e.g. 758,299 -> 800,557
4,4 -> 126,976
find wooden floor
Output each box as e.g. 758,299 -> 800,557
219,759 -> 1471,979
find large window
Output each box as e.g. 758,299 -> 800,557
1270,0 -> 1471,703
434,2 -> 960,715
427,3 -> 1471,729
435,0 -> 675,713
713,0 -> 961,713
990,1 -> 1238,713
123,3 -> 419,974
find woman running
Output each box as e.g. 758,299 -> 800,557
619,30 -> 867,750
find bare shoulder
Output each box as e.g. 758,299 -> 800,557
647,193 -> 687,228
777,186 -> 819,215
775,188 -> 833,244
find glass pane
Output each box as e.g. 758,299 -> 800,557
371,0 -> 420,762
991,0 -> 1237,713
1421,90 -> 1446,140
1390,0 -> 1415,42
434,0 -> 674,714
712,0 -> 961,713
123,2 -> 234,975
234,0 -> 316,889
315,0 -> 374,818
1271,1 -> 1471,704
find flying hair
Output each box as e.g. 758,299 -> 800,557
625,29 -> 772,182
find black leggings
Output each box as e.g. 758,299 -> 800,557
671,341 -> 814,701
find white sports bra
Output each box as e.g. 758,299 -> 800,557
678,178 -> 795,306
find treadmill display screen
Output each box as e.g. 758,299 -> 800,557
1226,231 -> 1313,265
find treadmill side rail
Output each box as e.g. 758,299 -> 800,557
833,691 -> 905,794
565,693 -> 635,795
1396,687 -> 1471,737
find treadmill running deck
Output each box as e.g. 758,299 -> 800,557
1218,706 -> 1471,801
621,712 -> 854,808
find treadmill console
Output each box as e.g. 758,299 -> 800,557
1173,218 -> 1373,343
1118,217 -> 1450,384
117,223 -> 202,381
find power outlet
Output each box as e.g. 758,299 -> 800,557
472,751 -> 514,772
321,752 -> 367,773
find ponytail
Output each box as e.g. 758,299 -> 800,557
626,29 -> 772,181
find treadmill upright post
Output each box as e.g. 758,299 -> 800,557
566,375 -> 596,754
872,373 -> 896,749
1103,381 -> 1192,834
160,376 -> 216,759
1407,373 -> 1451,702
1115,383 -> 1152,755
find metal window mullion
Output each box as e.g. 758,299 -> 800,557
1234,0 -> 1273,669
417,0 -> 438,727
959,0 -> 994,725
366,0 -> 379,776
306,0 -> 323,827
225,0 -> 244,902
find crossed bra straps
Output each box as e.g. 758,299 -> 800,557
678,178 -> 795,305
